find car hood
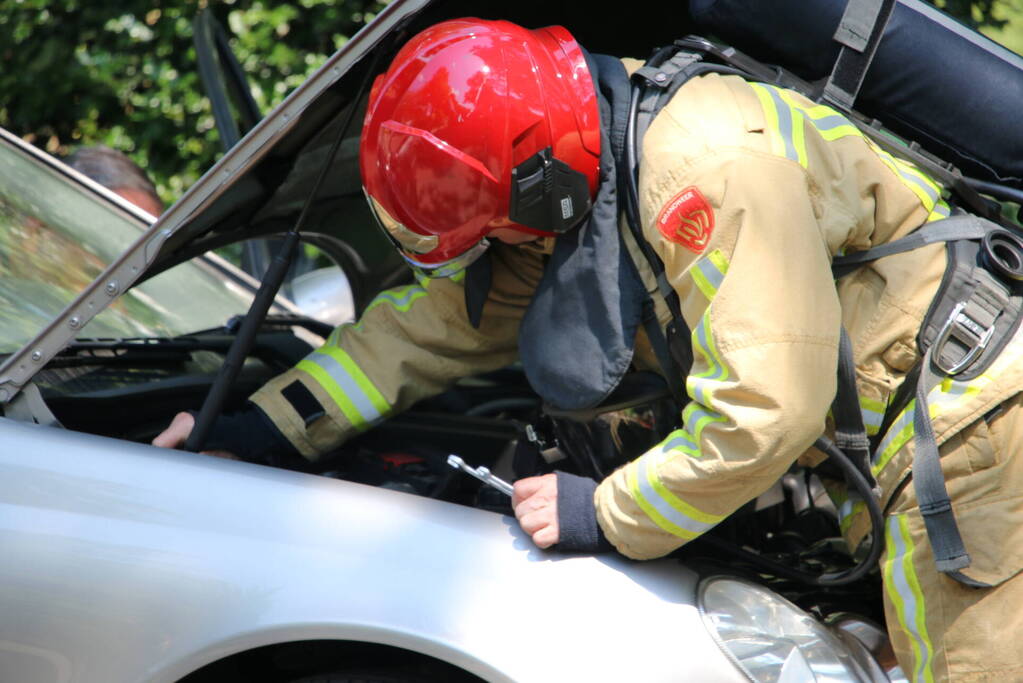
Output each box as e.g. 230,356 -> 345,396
0,0 -> 434,404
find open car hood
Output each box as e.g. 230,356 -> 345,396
0,0 -> 434,404
0,0 -> 696,404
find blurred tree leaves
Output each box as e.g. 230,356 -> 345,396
0,0 -> 1015,209
0,0 -> 382,205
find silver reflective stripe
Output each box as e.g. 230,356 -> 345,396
930,201 -> 951,220
763,85 -> 801,164
304,350 -> 383,425
695,256 -> 725,293
928,378 -> 973,410
838,495 -> 858,522
885,515 -> 936,683
812,112 -> 853,133
893,162 -> 940,206
689,320 -> 716,406
684,404 -> 725,438
874,407 -> 914,465
635,455 -> 719,537
861,403 -> 884,436
661,428 -> 698,454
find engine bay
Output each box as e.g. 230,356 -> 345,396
14,317 -> 886,628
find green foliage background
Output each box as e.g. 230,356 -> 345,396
0,0 -> 1018,208
0,0 -> 382,206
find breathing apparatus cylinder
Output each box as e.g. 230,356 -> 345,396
689,0 -> 1023,190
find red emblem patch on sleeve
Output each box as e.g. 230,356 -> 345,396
655,186 -> 715,254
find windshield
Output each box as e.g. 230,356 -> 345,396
0,133 -> 258,354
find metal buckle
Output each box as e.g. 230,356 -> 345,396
931,301 -> 999,375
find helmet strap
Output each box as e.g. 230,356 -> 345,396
509,147 -> 592,234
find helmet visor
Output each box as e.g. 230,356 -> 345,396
365,191 -> 489,279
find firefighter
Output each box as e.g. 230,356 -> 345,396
155,18 -> 1023,680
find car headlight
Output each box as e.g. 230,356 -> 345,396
698,576 -> 876,682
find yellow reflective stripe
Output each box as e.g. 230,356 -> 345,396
315,346 -> 389,416
860,395 -> 886,437
325,325 -> 345,346
884,515 -> 935,683
927,199 -> 952,223
707,249 -> 729,276
750,83 -> 808,167
778,91 -> 860,142
416,270 -> 466,286
660,427 -> 701,457
765,84 -> 948,217
627,451 -> 725,540
751,84 -> 785,159
791,105 -> 808,168
873,408 -> 915,477
893,155 -> 942,199
687,307 -> 730,407
300,350 -> 387,428
866,139 -> 942,212
356,272 -> 462,330
838,495 -> 866,535
872,369 -> 992,476
682,402 -> 727,444
690,249 -> 729,300
356,283 -> 428,327
659,404 -> 729,458
297,358 -> 370,430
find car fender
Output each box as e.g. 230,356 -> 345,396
0,418 -> 742,682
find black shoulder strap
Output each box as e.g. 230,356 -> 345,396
619,43 -> 790,397
820,0 -> 897,110
620,47 -> 712,390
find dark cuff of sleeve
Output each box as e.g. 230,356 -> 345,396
555,471 -> 615,554
190,402 -> 307,469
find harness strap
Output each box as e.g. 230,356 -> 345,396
633,50 -> 704,145
831,329 -> 878,490
623,49 -> 709,386
831,214 -> 988,278
912,345 -> 992,587
641,299 -> 687,406
831,212 -> 1023,584
821,0 -> 897,110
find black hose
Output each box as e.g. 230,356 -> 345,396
695,437 -> 885,587
809,436 -> 885,586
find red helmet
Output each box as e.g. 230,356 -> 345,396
360,18 -> 600,276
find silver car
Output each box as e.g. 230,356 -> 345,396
1,2 -> 906,681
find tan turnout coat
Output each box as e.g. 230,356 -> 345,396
251,72 -> 1023,679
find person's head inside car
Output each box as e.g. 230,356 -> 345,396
67,145 -> 164,218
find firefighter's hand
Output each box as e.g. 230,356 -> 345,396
513,474 -> 559,548
151,411 -> 239,460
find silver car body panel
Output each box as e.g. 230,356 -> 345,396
0,417 -> 742,682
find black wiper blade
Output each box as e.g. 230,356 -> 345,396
62,336 -> 193,351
